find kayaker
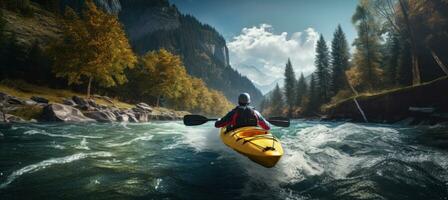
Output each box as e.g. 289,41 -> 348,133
215,93 -> 271,131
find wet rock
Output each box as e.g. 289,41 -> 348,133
117,114 -> 129,122
84,110 -> 117,122
125,112 -> 139,123
135,112 -> 149,122
135,102 -> 152,112
41,103 -> 95,122
31,96 -> 49,104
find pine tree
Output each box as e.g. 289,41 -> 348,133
305,73 -> 319,114
348,0 -> 383,91
50,1 -> 137,98
270,84 -> 284,116
315,34 -> 331,104
283,58 -> 296,116
295,72 -> 308,107
384,33 -> 400,86
330,25 -> 350,94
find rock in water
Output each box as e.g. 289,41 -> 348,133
31,96 -> 49,104
84,110 -> 117,122
5,114 -> 26,122
117,114 -> 129,122
42,103 -> 95,122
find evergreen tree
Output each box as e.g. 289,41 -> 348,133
295,72 -> 307,107
347,0 -> 383,91
330,25 -> 350,94
315,34 -> 331,104
305,73 -> 319,114
50,1 -> 137,98
384,33 -> 400,86
270,84 -> 284,116
283,58 -> 296,116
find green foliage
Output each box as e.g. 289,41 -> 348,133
50,0 -> 137,97
315,34 -> 331,104
119,2 -> 263,105
330,25 -> 350,94
348,0 -> 383,91
295,73 -> 307,107
283,58 -> 296,115
126,49 -> 233,116
384,33 -> 401,86
305,73 -> 319,114
268,84 -> 285,116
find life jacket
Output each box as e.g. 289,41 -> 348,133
230,106 -> 258,130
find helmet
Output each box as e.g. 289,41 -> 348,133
238,93 -> 251,105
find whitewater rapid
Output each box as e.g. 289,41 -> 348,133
0,121 -> 447,199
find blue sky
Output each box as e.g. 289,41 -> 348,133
170,0 -> 359,93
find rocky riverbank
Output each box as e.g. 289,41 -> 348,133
0,92 -> 189,123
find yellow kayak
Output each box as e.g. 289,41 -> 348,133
220,126 -> 283,168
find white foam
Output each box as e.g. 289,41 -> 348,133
0,152 -> 113,189
74,138 -> 90,150
24,130 -> 103,139
105,134 -> 154,147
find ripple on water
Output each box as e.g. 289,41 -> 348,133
0,152 -> 113,189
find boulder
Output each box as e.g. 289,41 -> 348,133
62,98 -> 77,106
5,114 -> 25,122
136,102 -> 153,112
87,99 -> 100,108
117,114 -> 129,122
31,96 -> 49,104
84,110 -> 117,122
24,100 -> 37,106
135,112 -> 149,122
72,96 -> 88,107
41,103 -> 95,122
124,111 -> 139,123
7,96 -> 25,105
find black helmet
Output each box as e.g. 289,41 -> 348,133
238,93 -> 251,105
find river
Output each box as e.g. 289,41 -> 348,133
0,121 -> 447,199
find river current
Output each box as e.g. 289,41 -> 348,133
0,121 -> 447,199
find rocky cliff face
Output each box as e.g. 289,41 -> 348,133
118,0 -> 261,104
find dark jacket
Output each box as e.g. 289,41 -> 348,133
214,106 -> 270,130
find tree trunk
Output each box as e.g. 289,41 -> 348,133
87,77 -> 93,99
430,49 -> 448,76
398,0 -> 421,85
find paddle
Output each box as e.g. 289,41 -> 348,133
183,114 -> 290,127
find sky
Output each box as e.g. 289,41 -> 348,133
170,0 -> 359,94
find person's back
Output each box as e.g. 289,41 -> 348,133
215,93 -> 270,131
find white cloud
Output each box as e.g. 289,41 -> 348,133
228,24 -> 319,93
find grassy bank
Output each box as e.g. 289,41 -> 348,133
0,80 -> 133,109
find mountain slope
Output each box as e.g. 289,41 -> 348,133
118,0 -> 263,105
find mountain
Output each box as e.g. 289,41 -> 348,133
117,0 -> 263,105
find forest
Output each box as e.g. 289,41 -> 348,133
260,0 -> 448,119
0,0 -> 233,116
